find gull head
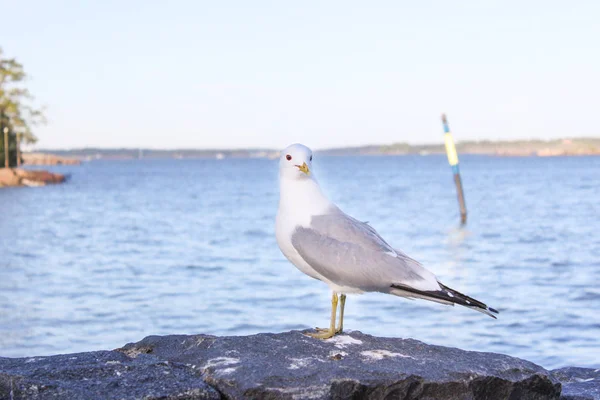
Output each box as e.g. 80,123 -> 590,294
279,143 -> 314,180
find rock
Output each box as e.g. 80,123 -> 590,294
118,331 -> 561,399
0,168 -> 21,187
22,153 -> 81,166
0,350 -> 219,400
0,168 -> 66,188
552,367 -> 600,400
14,169 -> 67,185
1,331 -> 570,399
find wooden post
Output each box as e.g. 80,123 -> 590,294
441,114 -> 467,225
0,110 -> 5,168
16,132 -> 21,167
3,127 -> 8,169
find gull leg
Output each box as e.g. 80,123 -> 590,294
307,292 -> 338,339
336,294 -> 346,333
315,293 -> 346,333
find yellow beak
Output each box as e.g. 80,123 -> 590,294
296,162 -> 310,175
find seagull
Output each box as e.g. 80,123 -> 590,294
275,143 -> 498,339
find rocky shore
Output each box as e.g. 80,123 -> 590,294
21,152 -> 81,166
0,331 -> 597,400
0,168 -> 66,187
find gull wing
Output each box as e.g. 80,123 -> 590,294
291,209 -> 441,293
291,208 -> 499,318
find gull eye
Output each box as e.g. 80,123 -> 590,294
310,155 -> 313,161
286,154 -> 292,161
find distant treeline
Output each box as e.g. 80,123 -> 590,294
38,148 -> 279,160
323,138 -> 600,157
37,138 -> 600,159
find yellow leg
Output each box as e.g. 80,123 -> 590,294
307,292 -> 338,339
336,294 -> 346,333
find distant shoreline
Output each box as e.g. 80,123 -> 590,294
31,138 -> 600,161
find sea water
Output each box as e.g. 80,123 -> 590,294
1,154 -> 599,369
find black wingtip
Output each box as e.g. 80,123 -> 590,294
392,282 -> 501,319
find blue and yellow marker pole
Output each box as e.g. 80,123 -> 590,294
441,114 -> 467,225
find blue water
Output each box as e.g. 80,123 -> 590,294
1,155 -> 599,369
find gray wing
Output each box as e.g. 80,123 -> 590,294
291,207 -> 440,292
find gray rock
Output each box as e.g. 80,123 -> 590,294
0,330 -> 584,400
118,330 -> 561,399
552,367 -> 600,400
0,350 -> 219,400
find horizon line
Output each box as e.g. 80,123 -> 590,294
30,136 -> 600,153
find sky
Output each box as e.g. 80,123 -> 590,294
2,0 -> 600,150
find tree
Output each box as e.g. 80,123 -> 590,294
0,47 -> 46,167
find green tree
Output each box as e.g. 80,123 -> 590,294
0,47 -> 46,167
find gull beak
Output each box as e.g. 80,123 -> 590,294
296,162 -> 310,175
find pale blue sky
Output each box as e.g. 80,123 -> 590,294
2,1 -> 599,149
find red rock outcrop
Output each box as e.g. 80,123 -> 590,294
0,168 -> 66,187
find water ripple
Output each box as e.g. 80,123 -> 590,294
0,156 -> 599,369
